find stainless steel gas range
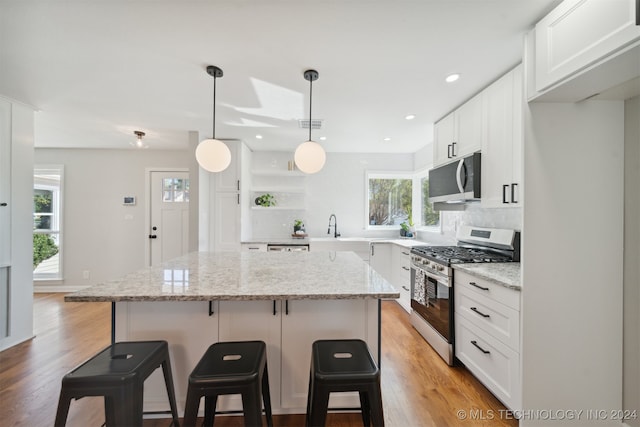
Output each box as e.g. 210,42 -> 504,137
409,226 -> 520,365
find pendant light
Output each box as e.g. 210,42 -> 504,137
195,65 -> 231,173
294,69 -> 326,174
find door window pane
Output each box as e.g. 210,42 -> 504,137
162,178 -> 190,203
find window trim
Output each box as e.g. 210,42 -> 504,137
33,165 -> 64,281
414,166 -> 442,233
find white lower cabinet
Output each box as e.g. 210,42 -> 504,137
281,299 -> 376,410
115,301 -> 218,412
117,298 -> 379,415
454,270 -> 521,411
391,246 -> 412,313
217,300 -> 282,412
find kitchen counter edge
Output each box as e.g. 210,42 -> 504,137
453,263 -> 521,290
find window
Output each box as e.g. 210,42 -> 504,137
33,166 -> 63,280
421,175 -> 440,227
163,178 -> 190,202
367,173 -> 413,228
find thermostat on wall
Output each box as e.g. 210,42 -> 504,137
123,196 -> 136,206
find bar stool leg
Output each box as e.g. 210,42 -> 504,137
308,386 -> 330,427
53,391 -> 72,427
161,357 -> 181,426
203,395 -> 218,427
182,387 -> 201,427
359,391 -> 371,427
261,365 -> 273,427
367,384 -> 385,427
241,381 -> 263,427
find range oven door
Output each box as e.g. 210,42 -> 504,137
410,265 -> 453,343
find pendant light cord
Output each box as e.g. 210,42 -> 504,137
212,75 -> 217,139
308,77 -> 313,142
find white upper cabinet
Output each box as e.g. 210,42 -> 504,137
433,93 -> 483,167
481,65 -> 523,208
215,140 -> 241,192
534,0 -> 640,93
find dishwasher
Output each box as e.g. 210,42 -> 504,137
267,244 -> 309,252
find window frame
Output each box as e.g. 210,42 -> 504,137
33,165 -> 64,281
414,167 -> 442,233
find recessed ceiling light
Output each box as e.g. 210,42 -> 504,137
405,114 -> 416,120
383,137 -> 392,142
319,136 -> 327,141
255,134 -> 263,139
445,73 -> 460,83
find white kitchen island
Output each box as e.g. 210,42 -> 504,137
65,251 -> 398,417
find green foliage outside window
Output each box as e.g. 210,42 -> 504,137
422,178 -> 439,226
369,178 -> 412,226
33,234 -> 58,269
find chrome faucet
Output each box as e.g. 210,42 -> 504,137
327,214 -> 340,238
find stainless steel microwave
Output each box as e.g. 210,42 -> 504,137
428,152 -> 481,204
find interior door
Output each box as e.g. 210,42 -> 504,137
150,171 -> 189,266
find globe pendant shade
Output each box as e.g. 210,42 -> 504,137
195,138 -> 231,172
294,140 -> 326,174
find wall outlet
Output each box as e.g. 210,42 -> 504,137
82,270 -> 90,280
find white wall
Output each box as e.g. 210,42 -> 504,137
249,151 -> 415,239
34,148 -> 189,290
0,100 -> 34,351
624,96 -> 640,427
521,100 -> 624,425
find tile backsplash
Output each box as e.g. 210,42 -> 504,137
441,205 -> 523,238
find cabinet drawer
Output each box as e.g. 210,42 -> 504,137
241,243 -> 267,251
454,270 -> 520,310
455,315 -> 520,411
455,285 -> 520,351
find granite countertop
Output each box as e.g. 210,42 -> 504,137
65,251 -> 398,302
453,263 -> 522,290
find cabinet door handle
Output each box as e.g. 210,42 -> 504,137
511,183 -> 518,204
402,266 -> 410,271
208,301 -> 215,316
273,300 -> 277,316
285,300 -> 289,315
447,144 -> 452,159
469,281 -> 489,291
451,142 -> 457,157
371,245 -> 375,256
402,286 -> 410,291
402,251 -> 409,255
0,202 -> 7,207
502,184 -> 509,204
471,340 -> 491,354
237,180 -> 240,191
470,307 -> 490,318
237,194 -> 240,205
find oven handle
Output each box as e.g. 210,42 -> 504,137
411,264 -> 451,287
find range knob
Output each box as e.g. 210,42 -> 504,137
437,265 -> 445,272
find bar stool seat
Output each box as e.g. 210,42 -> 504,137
306,339 -> 384,427
54,340 -> 180,427
183,340 -> 273,427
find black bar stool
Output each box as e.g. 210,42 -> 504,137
306,339 -> 384,427
183,340 -> 273,427
54,340 -> 180,427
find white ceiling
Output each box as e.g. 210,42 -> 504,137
0,0 -> 562,153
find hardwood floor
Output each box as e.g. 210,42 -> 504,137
0,294 -> 517,426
